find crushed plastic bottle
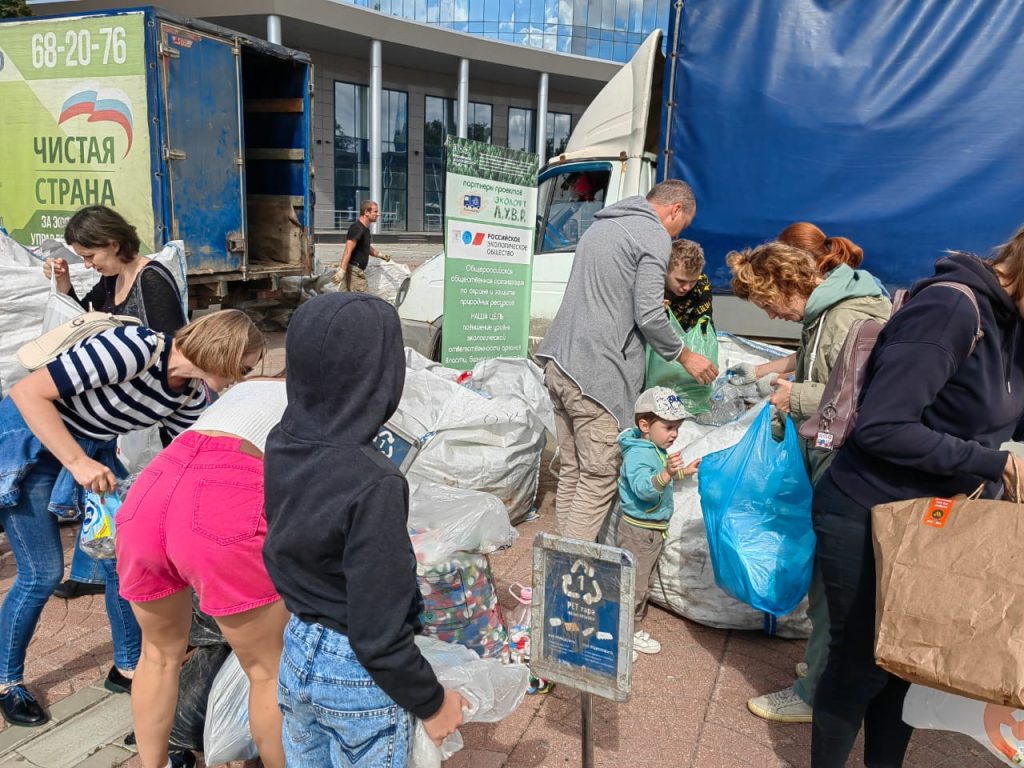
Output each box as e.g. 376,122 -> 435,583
696,381 -> 748,427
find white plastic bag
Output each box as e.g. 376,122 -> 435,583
364,258 -> 411,304
407,479 -> 516,567
410,636 -> 529,767
393,351 -> 552,523
117,426 -> 165,474
203,652 -> 257,766
903,684 -> 1024,765
42,273 -> 86,332
0,233 -> 94,395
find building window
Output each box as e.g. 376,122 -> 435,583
334,82 -> 408,231
546,111 -> 572,159
381,89 -> 409,231
508,107 -> 535,153
467,102 -> 493,144
423,96 -> 493,232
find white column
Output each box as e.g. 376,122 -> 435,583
369,40 -> 383,234
457,58 -> 470,139
266,14 -> 282,44
536,72 -> 549,159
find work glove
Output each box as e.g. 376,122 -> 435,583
755,373 -> 780,398
377,253 -> 392,262
727,362 -> 758,385
330,268 -> 345,286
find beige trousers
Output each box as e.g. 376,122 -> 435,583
342,265 -> 369,293
616,518 -> 665,621
544,361 -> 622,542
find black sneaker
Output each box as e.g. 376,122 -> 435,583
104,666 -> 132,694
170,751 -> 197,768
0,685 -> 49,727
53,579 -> 105,599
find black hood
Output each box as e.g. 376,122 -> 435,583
917,252 -> 1016,327
277,292 -> 405,446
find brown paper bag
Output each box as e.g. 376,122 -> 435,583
871,485 -> 1024,707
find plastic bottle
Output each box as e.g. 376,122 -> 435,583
506,583 -> 532,664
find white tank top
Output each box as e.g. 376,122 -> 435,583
187,380 -> 287,452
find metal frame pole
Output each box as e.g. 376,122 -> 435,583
369,40 -> 383,234
581,691 -> 594,768
536,72 -> 549,159
266,14 -> 281,44
457,58 -> 470,139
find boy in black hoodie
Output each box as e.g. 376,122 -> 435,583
262,293 -> 464,766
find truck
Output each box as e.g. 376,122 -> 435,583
0,7 -> 313,306
397,0 -> 1024,358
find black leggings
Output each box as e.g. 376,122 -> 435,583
811,473 -> 912,768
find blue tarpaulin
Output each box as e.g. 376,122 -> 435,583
660,0 -> 1024,290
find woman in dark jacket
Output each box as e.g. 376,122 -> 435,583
812,226 -> 1024,768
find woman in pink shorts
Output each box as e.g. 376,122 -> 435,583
116,379 -> 289,768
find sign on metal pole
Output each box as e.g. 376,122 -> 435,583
531,533 -> 635,699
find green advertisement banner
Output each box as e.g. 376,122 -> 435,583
0,13 -> 154,250
442,136 -> 539,370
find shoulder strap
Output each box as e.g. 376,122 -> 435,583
917,281 -> 984,354
806,310 -> 828,374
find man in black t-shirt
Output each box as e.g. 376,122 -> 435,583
333,200 -> 381,292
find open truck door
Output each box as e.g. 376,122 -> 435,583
159,22 -> 246,276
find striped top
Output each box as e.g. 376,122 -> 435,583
46,326 -> 207,442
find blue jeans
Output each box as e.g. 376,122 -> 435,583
0,456 -> 141,684
278,616 -> 412,768
69,535 -> 105,584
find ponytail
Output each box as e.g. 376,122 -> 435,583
779,221 -> 863,274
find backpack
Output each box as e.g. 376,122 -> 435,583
797,282 -> 984,452
17,312 -> 143,372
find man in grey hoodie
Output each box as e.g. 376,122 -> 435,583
537,180 -> 717,542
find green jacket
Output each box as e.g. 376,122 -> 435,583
788,266 -> 892,484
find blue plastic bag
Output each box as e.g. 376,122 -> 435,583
698,404 -> 815,616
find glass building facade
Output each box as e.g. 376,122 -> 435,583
424,95 -> 494,231
343,0 -> 667,62
335,82 -> 409,230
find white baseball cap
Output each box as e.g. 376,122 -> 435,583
634,387 -> 691,421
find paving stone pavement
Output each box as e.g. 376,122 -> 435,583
0,360 -> 1006,766
0,463 -> 1005,766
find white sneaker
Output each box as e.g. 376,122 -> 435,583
747,685 -> 813,723
795,662 -> 809,679
632,630 -> 662,654
632,649 -> 638,662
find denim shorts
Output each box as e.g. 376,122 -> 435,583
278,616 -> 412,767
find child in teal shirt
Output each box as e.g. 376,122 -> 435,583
617,386 -> 701,657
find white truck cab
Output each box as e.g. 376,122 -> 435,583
396,31 -> 797,359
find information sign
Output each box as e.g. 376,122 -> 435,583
530,533 -> 635,702
441,136 -> 538,370
374,420 -> 421,475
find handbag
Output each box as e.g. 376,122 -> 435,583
872,471 -> 1024,706
798,282 -> 981,451
17,312 -> 143,371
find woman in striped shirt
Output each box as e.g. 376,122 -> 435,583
0,310 -> 263,727
45,205 -> 189,603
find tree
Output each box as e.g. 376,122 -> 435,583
0,0 -> 32,18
